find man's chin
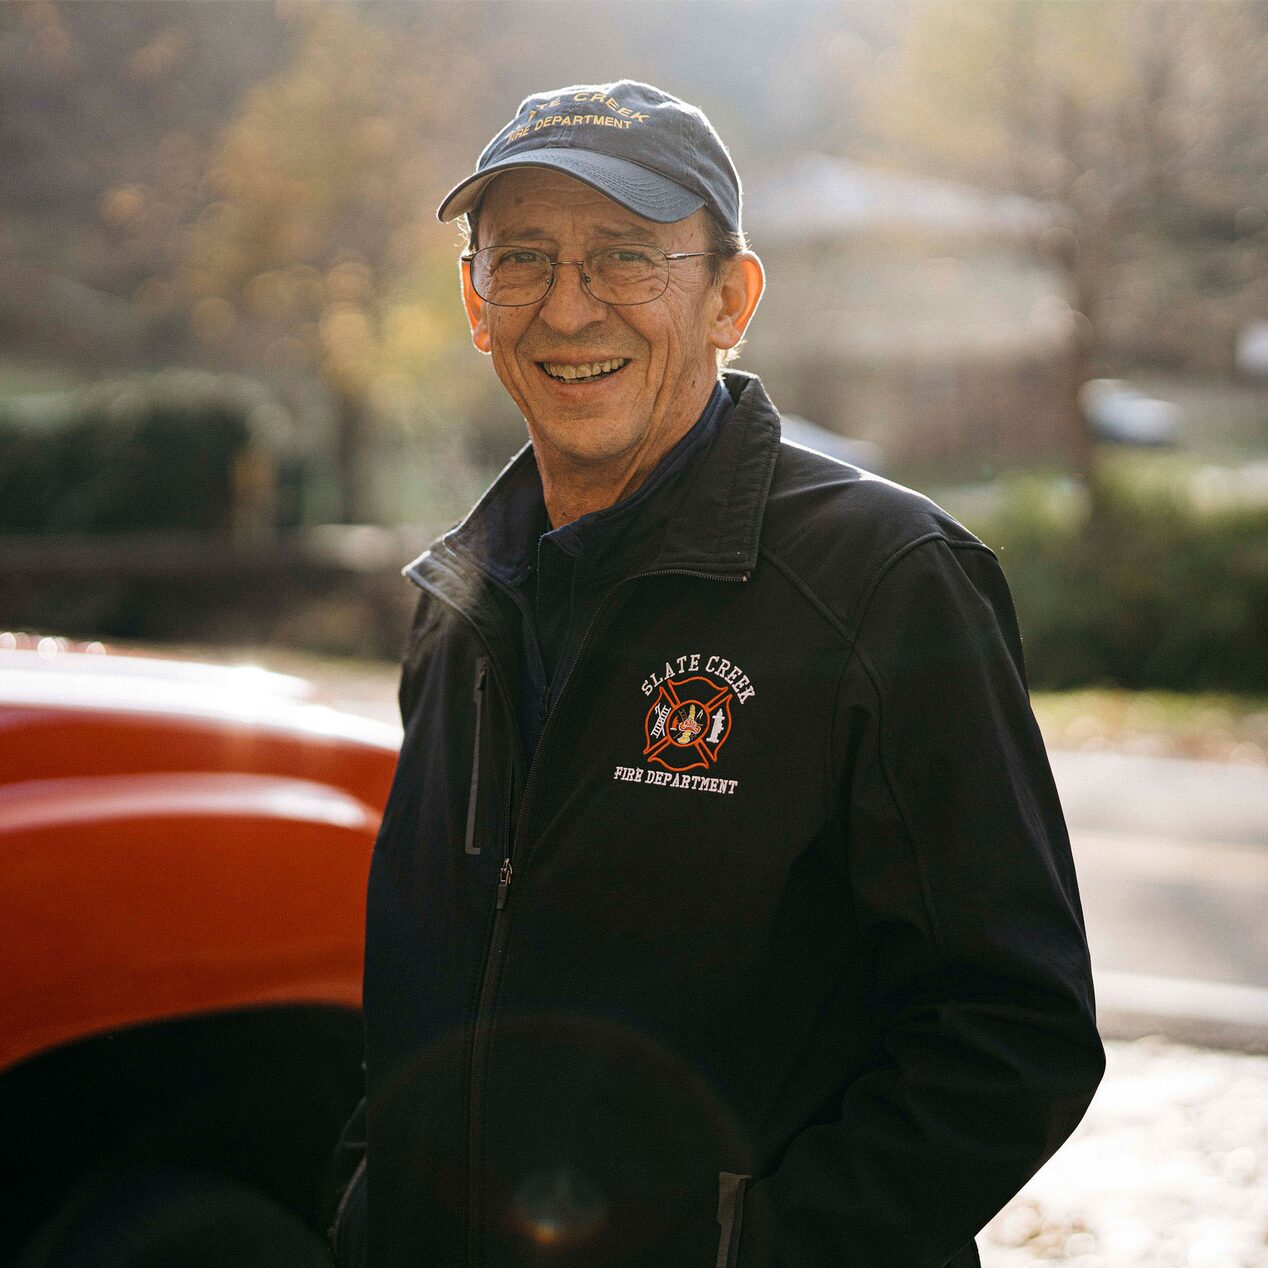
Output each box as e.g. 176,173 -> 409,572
539,436 -> 642,470
527,418 -> 646,470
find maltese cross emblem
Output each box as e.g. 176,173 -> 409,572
643,674 -> 735,773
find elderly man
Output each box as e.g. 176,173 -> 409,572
343,81 -> 1103,1268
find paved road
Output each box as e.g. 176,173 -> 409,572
1049,752 -> 1268,1049
1052,751 -> 1268,850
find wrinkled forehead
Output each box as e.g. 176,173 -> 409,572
474,168 -> 707,247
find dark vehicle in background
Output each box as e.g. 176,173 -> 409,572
0,637 -> 397,1267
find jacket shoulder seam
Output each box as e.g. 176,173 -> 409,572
763,530 -> 987,647
758,545 -> 850,639
853,534 -> 999,639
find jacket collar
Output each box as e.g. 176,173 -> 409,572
405,370 -> 780,607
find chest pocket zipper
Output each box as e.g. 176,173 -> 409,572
464,656 -> 487,856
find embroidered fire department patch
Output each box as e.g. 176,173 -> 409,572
643,675 -> 734,773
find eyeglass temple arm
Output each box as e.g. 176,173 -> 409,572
463,250 -> 716,261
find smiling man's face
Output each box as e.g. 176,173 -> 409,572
463,168 -> 730,484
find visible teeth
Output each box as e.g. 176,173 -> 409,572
543,358 -> 627,381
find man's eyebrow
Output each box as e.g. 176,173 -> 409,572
590,222 -> 659,241
486,222 -> 661,245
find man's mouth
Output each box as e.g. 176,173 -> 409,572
539,358 -> 629,383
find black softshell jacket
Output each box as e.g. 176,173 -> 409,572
361,372 -> 1104,1268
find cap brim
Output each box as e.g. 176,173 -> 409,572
436,149 -> 705,225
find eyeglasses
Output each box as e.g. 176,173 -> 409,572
462,244 -> 716,307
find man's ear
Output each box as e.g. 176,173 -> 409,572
710,251 -> 765,355
461,257 -> 492,354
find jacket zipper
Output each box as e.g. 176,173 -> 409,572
415,563 -> 748,1268
465,564 -> 748,1265
464,657 -> 488,855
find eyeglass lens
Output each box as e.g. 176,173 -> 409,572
471,245 -> 670,306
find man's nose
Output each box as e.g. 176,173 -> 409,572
538,260 -> 608,334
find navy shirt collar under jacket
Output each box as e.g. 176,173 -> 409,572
533,379 -> 731,566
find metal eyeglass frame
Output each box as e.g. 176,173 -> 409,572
461,245 -> 718,307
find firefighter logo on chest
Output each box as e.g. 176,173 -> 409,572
643,675 -> 734,773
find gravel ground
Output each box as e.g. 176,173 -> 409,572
981,1038 -> 1268,1267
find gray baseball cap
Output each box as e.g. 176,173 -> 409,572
436,80 -> 741,234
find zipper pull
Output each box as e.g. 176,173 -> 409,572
496,858 -> 513,909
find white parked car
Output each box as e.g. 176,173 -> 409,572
1079,380 -> 1183,447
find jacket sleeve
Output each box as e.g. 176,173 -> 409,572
736,537 -> 1105,1268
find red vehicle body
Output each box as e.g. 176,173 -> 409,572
0,639 -> 397,1266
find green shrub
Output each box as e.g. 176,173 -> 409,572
978,467 -> 1268,693
0,371 -> 303,534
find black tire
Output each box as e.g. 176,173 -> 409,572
19,1168 -> 334,1268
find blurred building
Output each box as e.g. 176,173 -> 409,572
744,155 -> 1081,470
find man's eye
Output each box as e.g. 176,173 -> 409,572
602,248 -> 656,265
494,249 -> 543,268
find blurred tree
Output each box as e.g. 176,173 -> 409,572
0,1 -> 283,220
0,0 -> 287,367
178,3 -> 481,522
859,0 -> 1268,476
